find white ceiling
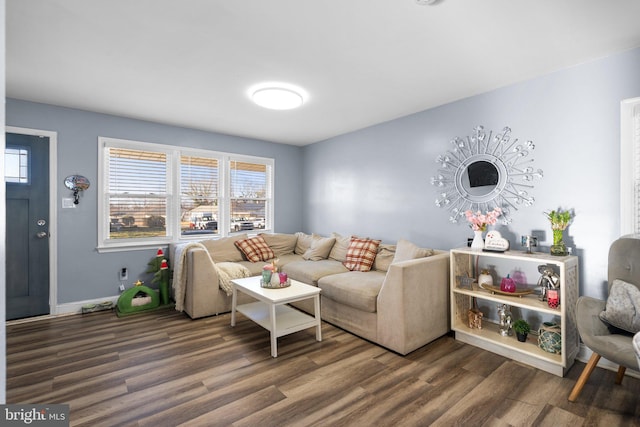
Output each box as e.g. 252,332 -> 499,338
7,1 -> 640,146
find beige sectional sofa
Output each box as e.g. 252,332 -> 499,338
169,232 -> 450,355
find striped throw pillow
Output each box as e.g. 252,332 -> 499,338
234,236 -> 275,262
343,237 -> 381,272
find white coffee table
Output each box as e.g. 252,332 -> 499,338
230,276 -> 322,357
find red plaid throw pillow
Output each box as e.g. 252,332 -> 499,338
343,237 -> 381,272
234,236 -> 275,262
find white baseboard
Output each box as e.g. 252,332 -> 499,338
6,295 -> 121,325
577,343 -> 640,379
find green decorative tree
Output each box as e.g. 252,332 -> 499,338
147,248 -> 170,305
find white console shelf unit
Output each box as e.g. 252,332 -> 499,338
450,247 -> 579,377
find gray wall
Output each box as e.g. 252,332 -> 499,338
6,99 -> 304,303
302,47 -> 640,299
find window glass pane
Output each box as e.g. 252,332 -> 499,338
230,161 -> 267,231
4,147 -> 29,183
107,147 -> 168,239
180,155 -> 220,236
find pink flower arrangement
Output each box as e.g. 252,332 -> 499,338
465,207 -> 502,231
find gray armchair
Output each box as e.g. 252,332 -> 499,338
568,235 -> 640,402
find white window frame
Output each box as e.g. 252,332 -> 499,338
97,137 -> 274,252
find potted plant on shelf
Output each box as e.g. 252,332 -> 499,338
513,319 -> 531,342
544,208 -> 573,256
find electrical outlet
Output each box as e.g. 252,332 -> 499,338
119,283 -> 125,292
120,267 -> 128,281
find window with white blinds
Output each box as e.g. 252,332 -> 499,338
180,155 -> 220,236
230,160 -> 269,231
621,98 -> 640,235
106,147 -> 170,240
98,137 -> 274,251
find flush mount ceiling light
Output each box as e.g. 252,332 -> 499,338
249,83 -> 307,110
415,0 -> 438,5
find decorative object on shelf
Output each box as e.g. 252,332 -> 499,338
64,174 -> 90,205
431,126 -> 543,224
478,269 -> 493,288
547,289 -> 560,309
538,322 -> 562,354
500,274 -> 516,293
536,264 -> 560,302
456,275 -> 475,289
484,230 -> 509,252
465,207 -> 502,251
479,284 -> 534,297
513,319 -> 531,342
468,299 -> 483,329
498,304 -> 513,336
471,230 -> 484,251
544,208 -> 573,256
147,248 -> 170,305
521,235 -> 538,254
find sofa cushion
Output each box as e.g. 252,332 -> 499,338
319,271 -> 386,313
237,253 -> 305,276
294,232 -> 314,255
599,279 -> 640,334
329,232 -> 352,262
235,236 -> 275,262
373,244 -> 396,272
343,237 -> 381,272
236,260 -> 269,276
259,233 -> 297,256
392,239 -> 433,263
303,236 -> 336,261
202,234 -> 248,263
282,259 -> 348,286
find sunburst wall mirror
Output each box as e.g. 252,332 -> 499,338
431,126 -> 543,224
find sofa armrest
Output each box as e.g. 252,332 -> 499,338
182,247 -> 221,319
377,251 -> 450,355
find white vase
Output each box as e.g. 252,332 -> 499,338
471,230 -> 484,251
478,269 -> 493,289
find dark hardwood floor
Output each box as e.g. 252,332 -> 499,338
6,307 -> 640,426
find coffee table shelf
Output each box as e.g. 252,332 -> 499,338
231,276 -> 321,357
236,301 -> 319,338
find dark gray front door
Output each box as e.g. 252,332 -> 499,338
6,132 -> 50,320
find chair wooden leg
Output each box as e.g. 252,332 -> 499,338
568,352 -> 601,402
615,365 -> 626,384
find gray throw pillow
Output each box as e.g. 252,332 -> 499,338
392,239 -> 433,263
599,279 -> 640,334
303,236 -> 336,261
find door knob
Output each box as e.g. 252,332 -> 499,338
36,231 -> 49,239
